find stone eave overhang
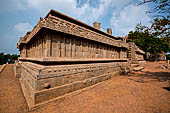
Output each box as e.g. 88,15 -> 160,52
18,9 -> 128,49
17,37 -> 26,49
19,57 -> 129,63
45,9 -> 122,40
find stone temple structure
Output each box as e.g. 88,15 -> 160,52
16,9 -> 145,108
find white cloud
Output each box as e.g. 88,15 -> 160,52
24,0 -> 133,24
26,0 -> 83,16
110,4 -> 151,36
24,0 -> 107,23
2,0 -> 134,26
0,0 -> 26,12
7,0 -> 150,37
1,0 -> 153,54
14,23 -> 33,35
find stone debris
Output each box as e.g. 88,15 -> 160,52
133,66 -> 144,72
157,65 -> 169,69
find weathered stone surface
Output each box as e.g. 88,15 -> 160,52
14,62 -> 21,78
15,9 -> 145,107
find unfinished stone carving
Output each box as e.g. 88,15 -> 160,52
16,9 -> 144,108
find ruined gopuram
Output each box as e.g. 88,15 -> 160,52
17,9 -> 130,108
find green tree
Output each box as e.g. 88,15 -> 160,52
137,0 -> 170,38
128,28 -> 170,61
0,52 -> 20,65
128,0 -> 170,61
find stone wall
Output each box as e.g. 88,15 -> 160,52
20,31 -> 127,60
16,9 -> 134,108
19,61 -> 129,105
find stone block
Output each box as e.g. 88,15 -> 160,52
35,84 -> 72,104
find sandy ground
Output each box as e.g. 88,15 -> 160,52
0,64 -> 28,113
0,62 -> 170,113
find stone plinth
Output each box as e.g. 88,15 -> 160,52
19,61 -> 129,107
14,62 -> 21,78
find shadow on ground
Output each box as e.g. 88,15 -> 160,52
128,71 -> 170,83
140,71 -> 170,81
162,87 -> 170,91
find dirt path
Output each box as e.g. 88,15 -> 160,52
0,64 -> 28,113
0,62 -> 170,113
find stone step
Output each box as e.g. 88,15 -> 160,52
133,66 -> 144,71
131,64 -> 140,67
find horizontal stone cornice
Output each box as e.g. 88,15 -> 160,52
19,57 -> 128,63
19,14 -> 128,48
43,15 -> 128,48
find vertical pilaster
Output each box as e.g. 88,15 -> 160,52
32,42 -> 34,57
79,39 -> 83,58
85,41 -> 88,58
88,42 -> 92,58
71,38 -> 76,58
44,33 -> 51,57
35,40 -> 37,57
22,46 -> 27,57
30,44 -> 32,57
58,33 -> 61,57
37,39 -> 39,57
75,39 -> 80,58
60,35 -> 65,57
52,34 -> 57,57
99,44 -> 102,58
39,38 -> 43,57
93,43 -> 96,58
65,35 -> 71,57
42,35 -> 45,57
109,47 -> 111,58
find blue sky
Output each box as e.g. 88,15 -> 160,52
0,0 -> 152,54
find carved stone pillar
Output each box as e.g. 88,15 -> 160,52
35,40 -> 37,57
93,43 -> 96,58
88,42 -> 91,58
22,46 -> 27,57
39,38 -> 43,57
75,40 -> 80,58
42,36 -> 45,57
65,36 -> 71,57
85,41 -> 88,58
60,36 -> 65,57
79,40 -> 83,58
52,34 -> 58,57
45,34 -> 51,57
37,39 -> 40,57
71,38 -> 76,58
32,42 -> 35,57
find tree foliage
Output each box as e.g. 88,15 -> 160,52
166,54 -> 170,60
0,52 -> 19,65
127,0 -> 170,61
137,0 -> 170,14
128,30 -> 170,60
137,0 -> 170,37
